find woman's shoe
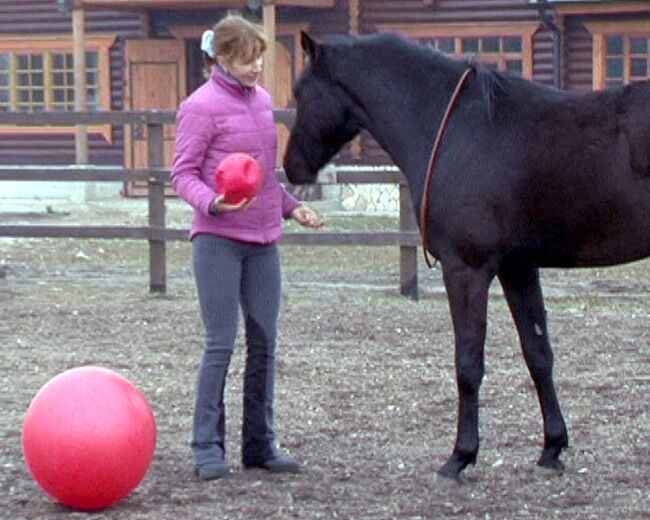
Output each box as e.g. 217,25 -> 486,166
195,461 -> 232,480
243,449 -> 300,473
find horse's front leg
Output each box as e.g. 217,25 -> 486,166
437,259 -> 493,480
498,259 -> 568,471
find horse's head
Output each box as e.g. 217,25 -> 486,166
283,32 -> 362,184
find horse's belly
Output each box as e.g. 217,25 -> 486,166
534,231 -> 650,268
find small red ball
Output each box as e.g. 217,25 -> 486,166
22,366 -> 156,511
215,152 -> 264,204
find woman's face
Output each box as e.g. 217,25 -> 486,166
219,54 -> 263,87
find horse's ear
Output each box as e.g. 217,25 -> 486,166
301,31 -> 320,63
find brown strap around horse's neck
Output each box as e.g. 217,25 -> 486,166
420,67 -> 474,268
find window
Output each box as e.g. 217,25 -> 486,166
603,34 -> 648,88
52,51 -> 101,111
425,34 -> 525,77
0,53 -> 10,111
377,23 -> 540,80
0,51 -> 100,113
0,36 -> 115,140
586,21 -> 650,90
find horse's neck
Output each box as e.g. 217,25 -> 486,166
341,51 -> 458,195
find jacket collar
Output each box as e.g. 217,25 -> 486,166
211,65 -> 255,98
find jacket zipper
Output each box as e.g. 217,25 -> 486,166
245,92 -> 269,243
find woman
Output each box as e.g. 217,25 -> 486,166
172,13 -> 322,481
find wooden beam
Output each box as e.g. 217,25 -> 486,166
79,0 -> 247,8
399,183 -> 419,300
269,0 -> 334,6
77,0 -> 334,9
0,166 -> 168,182
349,0 -> 360,36
592,31 -> 605,91
72,8 -> 88,167
554,1 -> 650,16
348,0 -> 361,158
147,123 -> 166,293
141,10 -> 152,38
280,231 -> 420,247
0,226 -> 156,240
0,164 -> 403,185
377,21 -> 542,39
0,109 -> 295,126
0,226 -> 421,247
584,19 -> 650,34
263,3 -> 276,104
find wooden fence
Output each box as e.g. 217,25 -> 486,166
0,111 -> 420,299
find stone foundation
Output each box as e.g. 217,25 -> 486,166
339,183 -> 399,213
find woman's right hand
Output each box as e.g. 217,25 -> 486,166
211,194 -> 255,214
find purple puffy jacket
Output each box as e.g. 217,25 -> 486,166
171,67 -> 300,243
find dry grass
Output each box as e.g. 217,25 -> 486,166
1,201 -> 649,519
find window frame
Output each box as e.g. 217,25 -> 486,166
0,35 -> 115,142
374,22 -> 540,80
585,20 -> 650,90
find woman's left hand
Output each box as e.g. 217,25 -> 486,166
291,205 -> 324,228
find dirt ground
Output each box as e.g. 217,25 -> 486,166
1,200 -> 649,519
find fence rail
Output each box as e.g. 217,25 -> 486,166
0,111 -> 420,299
0,109 -> 294,126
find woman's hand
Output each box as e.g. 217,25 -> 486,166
291,205 -> 324,228
211,195 -> 255,214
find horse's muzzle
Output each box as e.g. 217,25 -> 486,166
283,152 -> 317,185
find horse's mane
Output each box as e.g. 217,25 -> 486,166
412,33 -> 573,120
370,33 -> 510,120
324,32 -> 626,122
469,60 -> 503,120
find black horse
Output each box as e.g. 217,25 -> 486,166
283,31 -> 650,481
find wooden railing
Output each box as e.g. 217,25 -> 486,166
0,111 -> 420,299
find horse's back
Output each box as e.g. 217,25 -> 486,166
433,78 -> 650,268
501,80 -> 650,266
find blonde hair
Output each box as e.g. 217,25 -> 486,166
213,13 -> 267,64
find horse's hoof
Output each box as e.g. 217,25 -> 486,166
437,449 -> 478,482
436,458 -> 472,484
434,471 -> 462,487
535,459 -> 565,476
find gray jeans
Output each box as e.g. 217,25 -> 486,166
191,234 -> 281,468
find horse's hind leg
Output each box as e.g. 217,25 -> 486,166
437,260 -> 493,480
498,259 -> 568,471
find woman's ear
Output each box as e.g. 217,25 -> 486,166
216,55 -> 228,70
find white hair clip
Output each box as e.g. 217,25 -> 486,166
201,30 -> 215,58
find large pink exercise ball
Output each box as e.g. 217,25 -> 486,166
215,152 -> 263,204
22,366 -> 156,511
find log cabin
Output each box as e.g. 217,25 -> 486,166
1,0 -> 649,198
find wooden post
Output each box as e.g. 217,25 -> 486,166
399,182 -> 419,300
147,123 -> 166,293
262,3 -> 276,103
349,0 -> 362,159
72,8 -> 88,166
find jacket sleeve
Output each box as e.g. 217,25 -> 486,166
280,184 -> 302,219
171,104 -> 218,216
